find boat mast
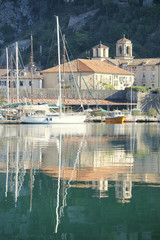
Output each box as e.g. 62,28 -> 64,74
56,16 -> 62,116
62,34 -> 66,112
16,42 -> 19,103
30,34 -> 34,105
11,54 -> 14,103
131,69 -> 132,112
6,47 -> 9,104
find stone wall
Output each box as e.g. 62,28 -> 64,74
1,87 -> 150,110
0,88 -> 127,102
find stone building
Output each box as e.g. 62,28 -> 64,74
95,36 -> 160,88
41,58 -> 134,91
0,67 -> 43,89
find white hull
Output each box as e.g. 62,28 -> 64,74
46,114 -> 86,124
124,115 -> 137,123
21,114 -> 86,124
21,116 -> 49,124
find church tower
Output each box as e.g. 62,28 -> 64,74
115,35 -> 133,60
92,41 -> 109,61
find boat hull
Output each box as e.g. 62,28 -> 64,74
46,114 -> 86,124
21,114 -> 86,124
105,116 -> 126,124
21,116 -> 49,124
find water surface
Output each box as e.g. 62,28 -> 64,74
0,123 -> 160,240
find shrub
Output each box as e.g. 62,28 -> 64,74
147,108 -> 157,116
132,86 -> 150,92
132,109 -> 141,116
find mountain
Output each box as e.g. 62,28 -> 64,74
0,0 -> 160,69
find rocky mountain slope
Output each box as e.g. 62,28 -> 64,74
0,0 -> 160,68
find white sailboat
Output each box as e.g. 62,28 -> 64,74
49,16 -> 86,124
21,16 -> 86,124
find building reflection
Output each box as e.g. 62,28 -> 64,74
0,123 -> 159,206
0,124 -> 159,239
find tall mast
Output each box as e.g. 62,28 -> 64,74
62,34 -> 66,111
56,16 -> 62,116
16,42 -> 19,103
6,47 -> 9,104
30,34 -> 34,104
11,54 -> 14,103
131,68 -> 132,112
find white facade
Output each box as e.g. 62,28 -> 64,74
0,69 -> 43,89
42,68 -> 134,91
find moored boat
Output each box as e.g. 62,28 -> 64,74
105,111 -> 126,124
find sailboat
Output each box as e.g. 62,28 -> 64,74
21,16 -> 86,124
47,16 -> 86,124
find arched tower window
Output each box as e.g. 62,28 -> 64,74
119,46 -> 122,55
103,49 -> 105,57
126,46 -> 130,55
96,48 -> 98,57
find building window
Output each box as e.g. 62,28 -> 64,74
119,46 -> 122,55
96,48 -> 98,57
29,81 -> 31,86
152,83 -> 155,88
143,83 -> 145,86
114,81 -> 118,86
142,73 -> 145,80
103,49 -> 105,57
69,74 -> 74,82
20,81 -> 23,86
126,46 -> 130,54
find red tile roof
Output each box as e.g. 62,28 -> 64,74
9,98 -> 133,106
41,59 -> 131,75
117,37 -> 131,43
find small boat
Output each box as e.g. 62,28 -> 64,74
0,108 -> 22,124
105,110 -> 126,124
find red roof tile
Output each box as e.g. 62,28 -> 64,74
41,59 -> 131,75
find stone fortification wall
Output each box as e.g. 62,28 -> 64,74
0,88 -> 127,102
0,87 -> 149,109
125,88 -> 148,109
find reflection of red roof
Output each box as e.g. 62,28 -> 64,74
41,166 -> 130,182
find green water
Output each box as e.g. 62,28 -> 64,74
0,123 -> 160,240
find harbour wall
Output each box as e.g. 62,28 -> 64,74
0,88 -> 145,108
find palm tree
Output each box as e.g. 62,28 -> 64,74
140,90 -> 160,113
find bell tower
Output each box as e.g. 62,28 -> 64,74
92,41 -> 109,61
115,35 -> 133,60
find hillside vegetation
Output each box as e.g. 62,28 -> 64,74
0,0 -> 160,68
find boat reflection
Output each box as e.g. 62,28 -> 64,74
0,123 -> 160,206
